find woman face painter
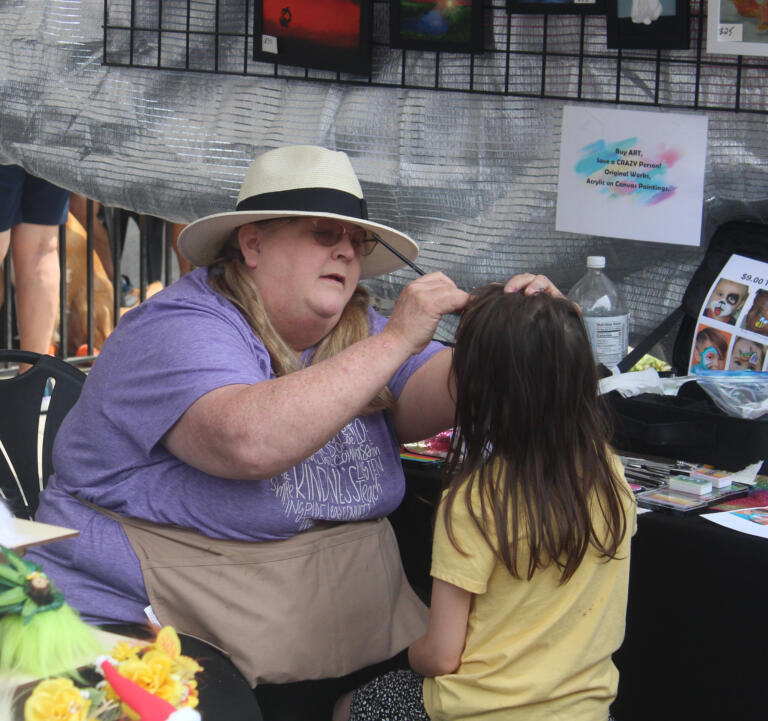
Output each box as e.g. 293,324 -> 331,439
29,145 -> 562,691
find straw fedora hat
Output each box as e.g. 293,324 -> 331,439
177,145 -> 419,279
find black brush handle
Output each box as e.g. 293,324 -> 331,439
373,233 -> 427,276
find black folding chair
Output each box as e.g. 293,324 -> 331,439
0,350 -> 86,519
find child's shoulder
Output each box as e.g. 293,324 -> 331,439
440,460 -> 506,500
438,462 -> 510,527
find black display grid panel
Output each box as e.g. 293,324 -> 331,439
102,1 -> 768,114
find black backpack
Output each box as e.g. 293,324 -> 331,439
607,220 -> 768,471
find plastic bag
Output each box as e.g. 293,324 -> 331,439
694,370 -> 768,420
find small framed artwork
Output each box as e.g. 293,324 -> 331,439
707,0 -> 768,57
506,0 -> 606,15
390,0 -> 485,53
253,0 -> 372,74
607,0 -> 690,49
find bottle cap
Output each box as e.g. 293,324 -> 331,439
587,256 -> 605,269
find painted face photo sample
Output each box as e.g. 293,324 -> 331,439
690,325 -> 731,372
728,337 -> 767,371
743,289 -> 768,337
734,508 -> 768,525
704,277 -> 749,325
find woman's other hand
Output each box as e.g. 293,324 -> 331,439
384,272 -> 469,355
503,273 -> 563,297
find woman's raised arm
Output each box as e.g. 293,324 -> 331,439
163,273 -> 467,480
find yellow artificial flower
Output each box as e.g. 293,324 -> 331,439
103,626 -> 203,718
154,626 -> 182,659
176,653 -> 203,676
24,678 -> 90,721
111,640 -> 142,662
107,658 -> 151,696
141,648 -> 175,675
181,679 -> 200,709
107,652 -> 183,708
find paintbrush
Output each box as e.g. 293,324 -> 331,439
372,233 -> 427,276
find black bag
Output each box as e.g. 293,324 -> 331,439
606,220 -> 768,471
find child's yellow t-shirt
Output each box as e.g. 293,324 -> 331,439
422,458 -> 636,721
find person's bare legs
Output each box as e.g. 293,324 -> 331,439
0,229 -> 10,319
11,222 -> 60,358
332,691 -> 353,721
0,229 -> 11,264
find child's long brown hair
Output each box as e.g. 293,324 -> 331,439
442,285 -> 631,583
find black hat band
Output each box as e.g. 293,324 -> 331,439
236,188 -> 368,220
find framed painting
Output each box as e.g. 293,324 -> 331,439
707,0 -> 768,57
506,0 -> 606,15
254,0 -> 372,74
390,0 -> 485,53
607,0 -> 690,49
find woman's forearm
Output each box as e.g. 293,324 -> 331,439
163,329 -> 414,479
164,272 -> 468,479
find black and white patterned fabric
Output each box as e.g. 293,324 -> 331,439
350,669 -> 430,721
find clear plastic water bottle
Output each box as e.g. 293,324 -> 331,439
569,256 -> 629,368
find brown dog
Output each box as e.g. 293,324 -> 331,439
63,215 -> 164,353
61,213 -> 115,356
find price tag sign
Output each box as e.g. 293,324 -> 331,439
689,253 -> 768,373
261,34 -> 278,54
717,23 -> 743,42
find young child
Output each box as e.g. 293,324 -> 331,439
334,285 -> 636,721
743,289 -> 768,337
728,337 -> 766,371
703,277 -> 748,325
691,326 -> 729,372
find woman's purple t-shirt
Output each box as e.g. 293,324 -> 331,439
31,268 -> 444,624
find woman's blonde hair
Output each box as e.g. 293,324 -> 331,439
208,221 -> 394,413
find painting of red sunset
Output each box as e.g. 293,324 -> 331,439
255,0 -> 371,74
262,0 -> 361,50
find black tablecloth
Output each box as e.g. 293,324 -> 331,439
612,510 -> 766,721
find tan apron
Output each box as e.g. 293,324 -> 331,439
87,502 -> 427,686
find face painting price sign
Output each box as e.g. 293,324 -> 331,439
689,254 -> 768,374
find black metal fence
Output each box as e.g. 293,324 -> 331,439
0,200 -> 182,367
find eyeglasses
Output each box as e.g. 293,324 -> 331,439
309,218 -> 378,257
